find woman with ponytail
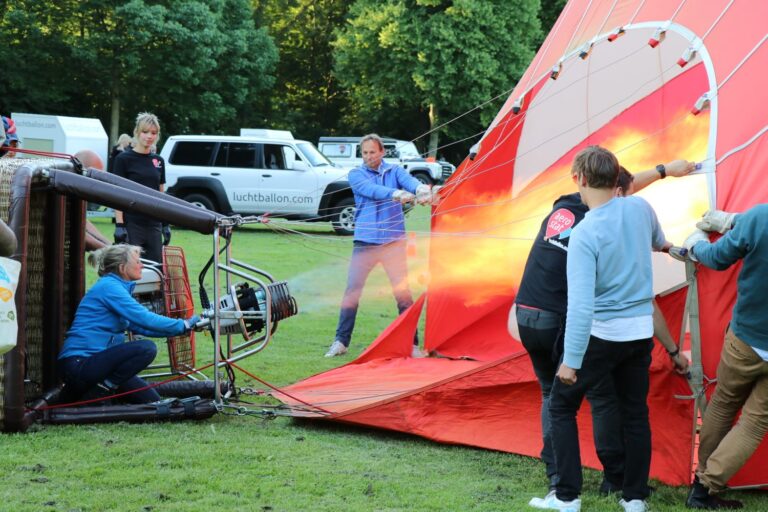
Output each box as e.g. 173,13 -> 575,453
58,244 -> 199,404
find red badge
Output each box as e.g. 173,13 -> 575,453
544,208 -> 575,240
153,158 -> 161,168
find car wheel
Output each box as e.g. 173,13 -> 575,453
413,172 -> 434,185
331,197 -> 355,236
183,192 -> 216,211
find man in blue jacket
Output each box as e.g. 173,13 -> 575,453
682,207 -> 767,510
325,134 -> 432,358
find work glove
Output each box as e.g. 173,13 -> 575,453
696,210 -> 737,234
430,185 -> 443,206
183,315 -> 202,332
667,246 -> 688,262
114,223 -> 128,244
392,190 -> 416,204
162,224 -> 172,246
415,184 -> 432,205
683,229 -> 710,262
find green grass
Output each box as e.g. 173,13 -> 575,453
1,215 -> 762,511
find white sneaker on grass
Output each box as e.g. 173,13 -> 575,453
529,490 -> 581,511
324,340 -> 348,357
619,499 -> 648,512
411,345 -> 427,358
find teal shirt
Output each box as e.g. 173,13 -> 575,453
692,204 -> 768,351
564,196 -> 666,369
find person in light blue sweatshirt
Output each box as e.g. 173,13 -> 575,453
681,206 -> 768,510
325,134 -> 434,358
58,244 -> 199,404
530,146 -> 670,512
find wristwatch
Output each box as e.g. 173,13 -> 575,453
656,164 -> 667,179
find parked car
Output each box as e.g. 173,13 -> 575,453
160,134 -> 356,235
317,136 -> 455,185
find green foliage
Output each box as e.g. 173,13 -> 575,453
539,0 -> 568,36
333,0 -> 542,159
0,0 -> 277,139
0,1 -> 85,115
0,0 -> 553,162
256,0 -> 349,143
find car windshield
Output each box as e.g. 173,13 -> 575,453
297,142 -> 332,166
396,141 -> 421,159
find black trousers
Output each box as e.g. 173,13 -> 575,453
550,336 -> 653,502
516,307 -> 624,489
125,217 -> 163,265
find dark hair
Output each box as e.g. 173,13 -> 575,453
616,166 -> 634,196
572,146 -> 619,189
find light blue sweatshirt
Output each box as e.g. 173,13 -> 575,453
692,204 -> 768,351
59,273 -> 187,359
348,161 -> 421,244
563,196 -> 666,369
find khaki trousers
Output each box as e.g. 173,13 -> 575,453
696,329 -> 768,492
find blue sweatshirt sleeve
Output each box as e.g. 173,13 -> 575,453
395,166 -> 422,194
563,227 -> 596,369
104,281 -> 186,337
349,168 -> 396,201
693,212 -> 752,270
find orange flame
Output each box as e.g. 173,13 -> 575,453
428,107 -> 710,307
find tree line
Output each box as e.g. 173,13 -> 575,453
0,0 -> 565,164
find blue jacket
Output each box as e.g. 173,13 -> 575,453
348,161 -> 421,244
564,196 -> 666,369
692,204 -> 768,351
59,273 -> 186,359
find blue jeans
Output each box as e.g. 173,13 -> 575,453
550,336 -> 653,502
58,339 -> 161,404
516,307 -> 624,489
335,240 -> 415,347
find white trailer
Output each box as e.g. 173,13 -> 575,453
11,112 -> 109,168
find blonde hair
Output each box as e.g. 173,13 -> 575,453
116,133 -> 133,149
133,112 -> 161,143
88,244 -> 142,277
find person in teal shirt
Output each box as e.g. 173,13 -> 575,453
682,206 -> 768,510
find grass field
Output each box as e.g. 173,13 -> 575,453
1,214 -> 762,511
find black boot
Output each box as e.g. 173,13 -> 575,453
28,383 -> 66,411
686,478 -> 743,509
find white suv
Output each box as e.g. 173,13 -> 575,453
318,136 -> 455,184
161,134 -> 356,235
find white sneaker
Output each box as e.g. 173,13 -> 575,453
324,340 -> 348,357
619,499 -> 648,512
411,345 -> 427,358
529,490 -> 581,511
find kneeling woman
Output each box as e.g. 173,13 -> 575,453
58,244 -> 199,403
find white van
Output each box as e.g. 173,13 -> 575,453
161,134 -> 356,235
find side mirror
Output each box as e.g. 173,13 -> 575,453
292,160 -> 309,172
